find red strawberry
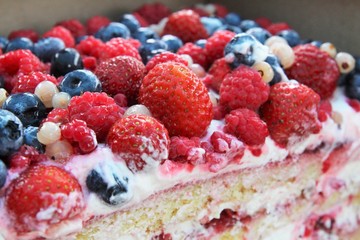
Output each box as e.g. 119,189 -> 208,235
5,165 -> 84,233
107,114 -> 170,172
163,10 -> 208,43
134,2 -> 172,24
260,81 -> 322,146
286,44 -> 340,99
139,62 -> 213,137
205,30 -> 236,64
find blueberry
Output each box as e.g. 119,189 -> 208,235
224,33 -> 268,68
200,17 -> 223,36
119,14 -> 141,33
139,39 -> 168,64
265,55 -> 282,85
345,73 -> 360,100
34,37 -> 65,62
24,126 -> 44,153
224,12 -> 242,26
219,24 -> 243,34
50,48 -> 84,77
132,27 -> 159,44
86,161 -> 133,205
2,93 -> 47,127
0,160 -> 6,188
246,27 -> 271,44
0,36 -> 8,51
95,22 -> 130,42
239,20 -> 259,32
76,35 -> 89,44
277,29 -> 301,47
5,37 -> 33,53
195,39 -> 207,48
0,109 -> 24,157
0,75 -> 4,89
60,69 -> 102,97
354,56 -> 360,73
161,35 -> 183,52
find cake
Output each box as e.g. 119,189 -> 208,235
0,2 -> 360,240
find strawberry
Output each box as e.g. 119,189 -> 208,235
139,62 -> 213,137
5,165 -> 84,233
260,81 -> 322,146
107,114 -> 170,172
285,44 -> 340,99
163,10 -> 208,43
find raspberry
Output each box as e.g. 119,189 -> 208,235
75,36 -> 105,59
86,15 -> 111,35
168,136 -> 205,165
132,12 -> 149,27
266,22 -> 291,35
219,65 -> 270,112
99,37 -> 142,61
134,2 -> 172,24
61,119 -> 97,154
139,62 -> 213,137
318,100 -> 332,122
9,145 -> 47,171
145,51 -> 188,72
210,131 -> 236,154
113,93 -> 128,107
0,49 -> 43,76
95,55 -> 145,102
11,71 -> 58,94
43,108 -> 70,125
255,17 -> 272,28
107,114 -> 170,172
213,4 -> 229,18
224,108 -> 269,146
205,30 -> 236,65
163,10 -> 208,43
67,92 -> 124,142
43,26 -> 75,48
177,43 -> 209,69
56,19 -> 86,38
208,57 -> 232,92
260,81 -> 322,146
82,56 -> 97,71
286,44 -> 340,99
8,29 -> 39,42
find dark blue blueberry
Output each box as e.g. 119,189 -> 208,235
34,37 -> 65,62
277,29 -> 301,47
345,73 -> 360,100
139,39 -> 168,64
119,14 -> 141,33
2,93 -> 47,127
5,37 -> 33,53
224,12 -> 241,26
265,55 -> 282,85
239,20 -> 259,32
161,34 -> 183,52
0,75 -> 4,89
0,160 -> 6,188
354,56 -> 360,73
76,35 -> 89,44
50,48 -> 84,77
219,24 -> 243,34
131,27 -> 159,44
195,39 -> 207,48
0,36 -> 8,51
0,109 -> 23,157
24,126 -> 44,153
60,69 -> 102,97
200,17 -> 223,36
95,22 -> 130,42
246,27 -> 271,44
86,161 -> 133,205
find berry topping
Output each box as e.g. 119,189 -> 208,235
168,136 -> 205,165
99,37 -> 141,61
161,34 -> 183,53
177,42 -> 209,69
208,57 -> 232,92
23,126 -> 44,152
5,165 -> 84,233
246,27 -> 271,44
205,30 -> 236,64
5,37 -> 34,53
50,48 -> 84,77
8,29 -> 39,43
33,37 -> 65,62
43,26 -> 75,48
0,109 -> 23,157
285,44 -> 340,99
9,145 -> 47,171
260,81 -> 321,146
107,114 -> 170,172
134,2 -> 172,25
55,19 -> 86,38
11,71 -> 58,94
139,62 -> 213,137
86,15 -> 111,35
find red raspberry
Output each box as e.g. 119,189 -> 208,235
67,92 -> 124,142
219,65 -> 270,112
285,44 -> 340,99
163,10 -> 208,43
260,81 -> 322,146
75,36 -> 105,59
177,43 -> 209,69
107,114 -> 170,172
318,100 -> 332,122
43,26 -> 75,48
56,19 -> 86,38
145,51 -> 188,72
95,55 -> 145,103
82,56 -> 97,71
9,145 -> 47,171
8,29 -> 39,42
213,4 -> 229,18
208,57 -> 232,92
139,62 -> 213,137
61,119 -> 97,154
205,30 -> 236,65
266,22 -> 291,35
43,108 -> 70,125
5,165 -> 84,233
255,17 -> 272,28
224,108 -> 269,146
11,71 -> 58,94
86,15 -> 111,35
132,12 -> 149,27
134,2 -> 172,24
99,37 -> 142,61
0,49 -> 43,76
168,136 -> 205,165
